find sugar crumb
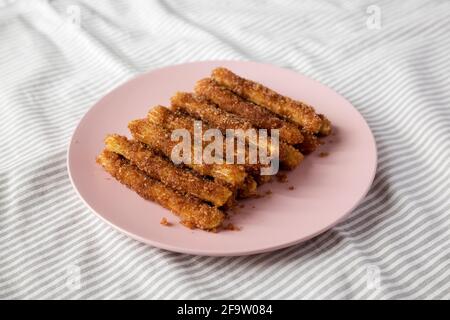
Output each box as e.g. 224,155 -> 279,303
160,217 -> 172,226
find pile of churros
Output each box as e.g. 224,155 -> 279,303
96,67 -> 331,231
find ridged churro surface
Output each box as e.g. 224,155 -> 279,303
148,106 -> 263,175
171,93 -> 302,169
318,114 -> 332,136
105,134 -> 233,207
96,150 -> 224,230
128,119 -> 247,187
279,142 -> 304,169
148,106 -> 211,138
171,92 -> 253,131
237,175 -> 258,198
211,67 -> 323,133
195,78 -> 303,144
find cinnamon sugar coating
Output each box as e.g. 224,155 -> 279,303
211,67 -> 323,133
171,92 -> 253,131
170,93 -> 303,170
96,150 -> 225,230
195,78 -> 303,144
105,134 -> 233,207
296,130 -> 321,154
128,119 -> 247,187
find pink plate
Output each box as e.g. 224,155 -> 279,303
67,61 -> 377,256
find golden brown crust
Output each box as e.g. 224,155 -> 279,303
104,134 -> 233,207
318,114 -> 332,136
148,106 -> 214,144
195,78 -> 303,144
160,217 -> 171,226
148,106 -> 262,175
97,67 -> 332,232
211,67 -> 323,133
171,92 -> 253,131
148,106 -> 201,132
237,175 -> 258,198
279,142 -> 304,170
170,93 -> 303,169
128,118 -> 247,187
296,130 -> 321,154
96,150 -> 225,230
252,174 -> 272,185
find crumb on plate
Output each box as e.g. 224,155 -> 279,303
160,217 -> 172,226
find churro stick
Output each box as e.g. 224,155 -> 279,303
211,67 -> 323,133
128,119 -> 247,187
195,78 -> 303,144
105,134 -> 233,207
96,150 -> 224,230
171,93 -> 303,170
171,92 -> 253,131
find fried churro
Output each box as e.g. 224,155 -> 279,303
128,119 -> 247,187
171,92 -> 253,131
96,150 -> 224,230
105,134 -> 233,207
211,67 -> 323,133
195,78 -> 303,144
170,92 -> 303,170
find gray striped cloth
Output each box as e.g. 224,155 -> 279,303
0,0 -> 449,299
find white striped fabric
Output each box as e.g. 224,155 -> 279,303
0,0 -> 449,299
